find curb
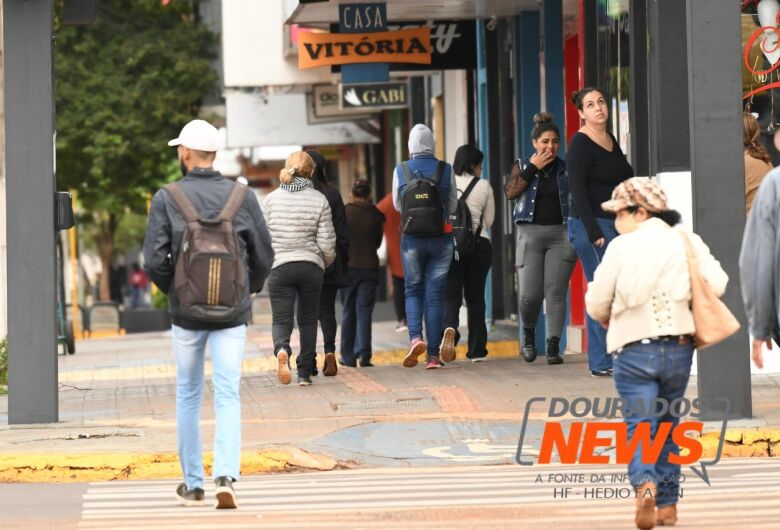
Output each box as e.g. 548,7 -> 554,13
0,447 -> 341,483
698,428 -> 780,458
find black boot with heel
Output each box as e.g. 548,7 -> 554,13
546,336 -> 563,365
522,327 -> 537,362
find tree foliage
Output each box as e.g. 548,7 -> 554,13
54,0 -> 218,298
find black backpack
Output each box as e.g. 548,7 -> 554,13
451,177 -> 482,260
164,182 -> 248,323
400,160 -> 446,237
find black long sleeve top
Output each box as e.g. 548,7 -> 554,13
566,132 -> 634,242
520,160 -> 564,225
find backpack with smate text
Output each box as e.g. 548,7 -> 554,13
400,161 -> 446,237
450,177 -> 482,260
165,182 -> 248,323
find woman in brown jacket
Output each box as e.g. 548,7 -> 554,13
744,112 -> 773,216
340,179 -> 385,367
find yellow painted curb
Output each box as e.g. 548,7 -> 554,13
58,340 -> 521,383
698,428 -> 780,459
0,448 -> 339,483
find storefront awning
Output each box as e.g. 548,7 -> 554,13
285,0 -> 538,25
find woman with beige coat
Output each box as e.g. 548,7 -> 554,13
585,177 -> 728,530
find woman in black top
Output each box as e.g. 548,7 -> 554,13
566,87 -> 634,377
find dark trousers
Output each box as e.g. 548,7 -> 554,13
392,274 -> 406,322
443,237 -> 492,358
267,261 -> 323,378
318,284 -> 339,354
340,267 -> 379,364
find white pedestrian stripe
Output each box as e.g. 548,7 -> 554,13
78,460 -> 780,529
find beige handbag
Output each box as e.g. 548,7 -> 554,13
680,232 -> 740,350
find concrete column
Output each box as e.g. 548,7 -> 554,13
687,0 -> 751,420
0,2 -> 7,338
4,0 -> 58,424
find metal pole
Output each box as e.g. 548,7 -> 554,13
687,0 -> 751,420
4,0 -> 58,424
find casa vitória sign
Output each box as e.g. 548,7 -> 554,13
340,81 -> 409,110
298,27 -> 431,69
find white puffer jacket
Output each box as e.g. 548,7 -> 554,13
585,217 -> 728,353
263,186 -> 336,270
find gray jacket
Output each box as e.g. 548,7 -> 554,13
740,166 -> 780,342
143,168 -> 274,330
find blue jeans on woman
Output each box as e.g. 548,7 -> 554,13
172,324 -> 246,490
401,234 -> 453,357
340,267 -> 380,365
613,338 -> 695,508
567,216 -> 618,371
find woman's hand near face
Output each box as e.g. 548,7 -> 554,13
530,148 -> 554,169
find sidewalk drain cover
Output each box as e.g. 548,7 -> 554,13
334,397 -> 436,412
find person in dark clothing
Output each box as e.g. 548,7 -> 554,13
307,150 -> 349,377
504,113 -> 576,365
566,87 -> 634,377
143,119 -> 274,510
340,179 -> 385,367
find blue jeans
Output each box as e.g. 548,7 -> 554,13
172,324 -> 246,489
340,268 -> 379,364
613,339 -> 695,507
402,234 -> 454,356
567,216 -> 618,371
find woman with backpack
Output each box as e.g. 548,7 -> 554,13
504,112 -> 576,365
263,151 -> 336,386
443,145 -> 495,361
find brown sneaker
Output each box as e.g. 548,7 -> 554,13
635,482 -> 656,530
439,327 -> 456,363
403,338 -> 427,368
656,504 -> 677,526
323,352 -> 338,377
277,349 -> 292,385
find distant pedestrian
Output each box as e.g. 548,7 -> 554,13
377,192 -> 407,332
586,178 -> 728,530
263,151 -> 336,387
567,87 -> 634,377
129,263 -> 148,308
393,124 -> 458,370
740,163 -> 780,369
443,145 -> 494,361
743,112 -> 773,216
340,179 -> 385,367
307,150 -> 349,377
504,113 -> 576,365
143,119 -> 274,509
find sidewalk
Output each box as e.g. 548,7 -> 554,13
1,299 -> 779,482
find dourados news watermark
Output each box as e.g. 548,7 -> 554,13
516,396 -> 731,499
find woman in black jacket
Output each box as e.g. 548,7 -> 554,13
307,150 -> 349,377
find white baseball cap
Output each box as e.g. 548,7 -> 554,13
168,119 -> 219,152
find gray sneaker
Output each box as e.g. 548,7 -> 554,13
175,483 -> 205,507
214,476 -> 238,509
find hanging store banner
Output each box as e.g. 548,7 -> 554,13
298,27 -> 432,69
313,84 -> 378,119
340,81 -> 409,110
389,20 -> 477,71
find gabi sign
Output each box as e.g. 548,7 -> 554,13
298,27 -> 431,69
340,81 -> 409,110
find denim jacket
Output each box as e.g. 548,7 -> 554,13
512,157 -> 570,224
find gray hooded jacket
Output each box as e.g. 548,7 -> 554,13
740,166 -> 780,342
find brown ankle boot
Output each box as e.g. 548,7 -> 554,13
656,504 -> 677,526
635,482 -> 656,530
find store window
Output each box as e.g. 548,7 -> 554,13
595,0 -> 631,161
742,0 -> 780,161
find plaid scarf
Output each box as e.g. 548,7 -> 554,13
280,176 -> 311,192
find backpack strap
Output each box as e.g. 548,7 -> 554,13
432,160 -> 446,184
164,183 -> 199,223
460,177 -> 480,202
399,161 -> 414,184
219,183 -> 249,222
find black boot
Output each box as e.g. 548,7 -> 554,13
522,327 -> 537,362
546,336 -> 563,365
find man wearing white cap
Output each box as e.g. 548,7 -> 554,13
143,119 -> 274,509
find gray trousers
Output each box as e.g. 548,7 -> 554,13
515,223 -> 577,339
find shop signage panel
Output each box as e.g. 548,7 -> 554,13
313,84 -> 378,119
298,27 -> 432,69
390,20 -> 477,71
340,81 -> 409,110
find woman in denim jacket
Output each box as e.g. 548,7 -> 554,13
504,112 -> 576,365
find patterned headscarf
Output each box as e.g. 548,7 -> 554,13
601,177 -> 668,214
